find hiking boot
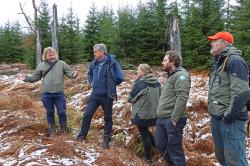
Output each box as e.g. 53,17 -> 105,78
142,157 -> 153,164
102,136 -> 111,149
59,124 -> 68,134
47,125 -> 55,137
76,135 -> 87,142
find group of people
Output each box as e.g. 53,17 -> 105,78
17,31 -> 249,165
128,51 -> 191,164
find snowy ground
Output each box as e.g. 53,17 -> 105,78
0,67 -> 249,166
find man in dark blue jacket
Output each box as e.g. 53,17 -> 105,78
76,43 -> 124,148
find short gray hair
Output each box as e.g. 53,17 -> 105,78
93,43 -> 108,54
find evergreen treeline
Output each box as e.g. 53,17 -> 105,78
0,0 -> 249,69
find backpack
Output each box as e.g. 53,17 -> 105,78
221,55 -> 250,107
222,55 -> 250,137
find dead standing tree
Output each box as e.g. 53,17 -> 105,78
19,0 -> 42,66
51,4 -> 58,54
169,16 -> 182,61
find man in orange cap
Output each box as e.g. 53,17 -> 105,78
207,31 -> 249,165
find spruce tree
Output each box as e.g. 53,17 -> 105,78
0,22 -> 25,63
232,0 -> 250,63
155,0 -> 169,60
115,7 -> 137,62
58,7 -> 83,64
83,3 -> 99,61
133,1 -> 160,65
181,0 -> 224,69
37,0 -> 51,50
97,7 -> 116,54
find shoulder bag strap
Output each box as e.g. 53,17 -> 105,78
43,60 -> 59,78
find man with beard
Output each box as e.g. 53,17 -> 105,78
156,51 -> 191,165
207,31 -> 249,165
17,47 -> 78,137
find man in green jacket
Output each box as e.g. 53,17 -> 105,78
17,47 -> 78,137
208,31 -> 248,165
156,51 -> 191,166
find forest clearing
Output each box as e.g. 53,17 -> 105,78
0,64 -> 249,166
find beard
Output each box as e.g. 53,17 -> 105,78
162,65 -> 172,73
210,46 -> 224,57
210,49 -> 217,56
48,58 -> 56,62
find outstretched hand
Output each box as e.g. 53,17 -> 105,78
16,73 -> 25,81
73,70 -> 78,78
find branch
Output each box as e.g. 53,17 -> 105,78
32,0 -> 38,28
19,2 -> 35,33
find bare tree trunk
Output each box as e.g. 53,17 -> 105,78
35,29 -> 42,65
19,0 -> 41,66
33,0 -> 42,65
51,4 -> 59,54
225,0 -> 230,31
169,16 -> 182,61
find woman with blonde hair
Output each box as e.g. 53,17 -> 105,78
128,64 -> 161,163
17,47 -> 78,137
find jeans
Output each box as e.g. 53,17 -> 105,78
156,117 -> 187,166
41,93 -> 67,126
78,94 -> 113,138
211,116 -> 248,166
137,126 -> 156,160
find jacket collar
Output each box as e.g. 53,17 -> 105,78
168,67 -> 183,77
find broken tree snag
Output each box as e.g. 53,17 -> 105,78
169,16 -> 182,61
51,4 -> 59,54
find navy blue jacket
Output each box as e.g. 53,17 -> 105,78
87,54 -> 124,99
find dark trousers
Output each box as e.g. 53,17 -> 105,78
78,95 -> 113,138
41,93 -> 67,126
211,116 -> 248,166
156,117 -> 187,166
137,126 -> 155,160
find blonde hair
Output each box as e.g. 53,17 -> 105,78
42,47 -> 59,61
138,63 -> 151,75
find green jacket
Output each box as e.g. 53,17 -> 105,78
128,74 -> 161,119
156,67 -> 191,123
24,60 -> 75,93
208,45 -> 249,122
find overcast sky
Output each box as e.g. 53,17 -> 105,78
0,0 -> 149,27
1,0 -> 237,28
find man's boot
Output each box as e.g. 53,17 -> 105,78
102,136 -> 111,149
60,123 -> 68,134
76,135 -> 87,142
47,124 -> 55,137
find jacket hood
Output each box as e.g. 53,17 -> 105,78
214,45 -> 242,65
107,54 -> 117,64
92,54 -> 116,64
140,73 -> 159,84
168,67 -> 185,76
221,45 -> 242,58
